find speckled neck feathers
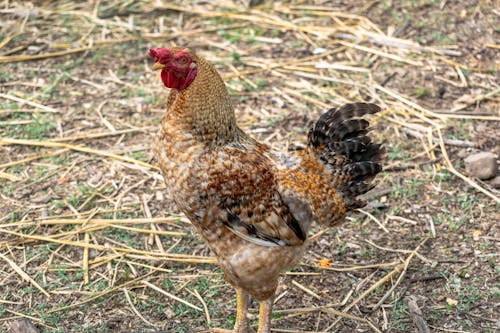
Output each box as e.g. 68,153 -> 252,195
163,54 -> 243,145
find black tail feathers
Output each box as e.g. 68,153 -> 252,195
308,103 -> 383,209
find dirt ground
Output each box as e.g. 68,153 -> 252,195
0,1 -> 498,333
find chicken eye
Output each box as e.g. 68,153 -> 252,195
178,56 -> 188,64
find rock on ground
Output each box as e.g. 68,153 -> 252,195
9,319 -> 39,333
464,151 -> 497,180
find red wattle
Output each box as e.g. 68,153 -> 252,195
160,68 -> 196,90
161,70 -> 181,89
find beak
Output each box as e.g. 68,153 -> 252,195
152,62 -> 165,71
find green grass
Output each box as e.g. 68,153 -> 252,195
457,283 -> 483,312
0,183 -> 14,196
355,246 -> 376,259
220,27 -> 267,45
61,58 -> 84,70
390,299 -> 409,330
101,227 -> 142,248
388,144 -> 411,162
230,51 -> 241,64
391,177 -> 425,201
126,151 -> 149,162
0,101 -> 19,110
3,114 -> 56,139
434,169 -> 453,182
41,73 -> 70,100
0,70 -> 14,81
67,195 -> 81,208
413,87 -> 431,98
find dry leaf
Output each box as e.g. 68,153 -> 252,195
57,177 -> 70,184
315,259 -> 332,268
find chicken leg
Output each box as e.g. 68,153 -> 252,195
211,288 -> 253,333
256,298 -> 273,333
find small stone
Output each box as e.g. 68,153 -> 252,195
464,152 -> 497,180
27,45 -> 42,52
10,319 -> 39,333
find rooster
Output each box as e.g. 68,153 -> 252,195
149,47 -> 383,333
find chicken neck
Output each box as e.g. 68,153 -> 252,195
164,56 -> 248,146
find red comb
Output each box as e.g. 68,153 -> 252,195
149,48 -> 171,62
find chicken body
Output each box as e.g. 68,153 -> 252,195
156,132 -> 306,299
151,47 -> 383,332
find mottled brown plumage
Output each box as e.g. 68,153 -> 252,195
150,47 -> 383,333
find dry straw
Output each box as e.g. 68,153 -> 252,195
0,0 -> 498,331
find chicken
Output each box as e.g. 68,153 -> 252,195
149,46 -> 383,333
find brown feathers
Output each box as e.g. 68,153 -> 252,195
153,48 -> 383,302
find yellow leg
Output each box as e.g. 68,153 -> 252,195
256,298 -> 273,333
234,288 -> 252,332
211,288 -> 252,333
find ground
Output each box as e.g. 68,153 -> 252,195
0,1 -> 498,333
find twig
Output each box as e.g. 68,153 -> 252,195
0,253 -> 50,298
47,270 -> 159,314
450,88 -> 500,112
338,40 -> 423,66
301,261 -> 400,272
191,289 -> 212,327
83,232 -> 90,285
428,325 -> 474,333
1,217 -> 187,228
436,129 -> 499,203
365,239 -> 430,263
358,209 -> 389,233
322,308 -> 382,333
143,280 -> 203,312
0,93 -> 58,113
401,128 -> 477,148
325,238 -> 428,330
0,229 -> 215,264
0,46 -> 98,63
0,138 -> 159,170
51,128 -> 148,142
374,84 -> 445,122
372,239 -> 429,311
222,47 -> 346,80
396,275 -> 445,303
0,172 -> 22,181
406,296 -> 431,333
292,280 -> 321,300
0,25 -> 246,64
0,149 -> 68,169
384,157 -> 443,172
123,287 -> 157,327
